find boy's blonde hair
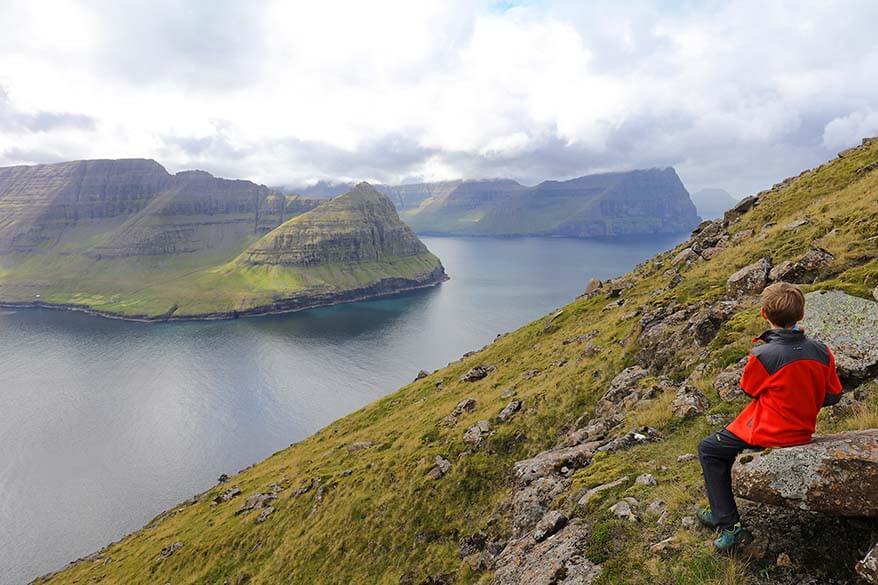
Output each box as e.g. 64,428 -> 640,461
761,282 -> 805,328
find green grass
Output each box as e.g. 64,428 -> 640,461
35,139 -> 878,584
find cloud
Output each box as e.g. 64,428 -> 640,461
1,0 -> 877,196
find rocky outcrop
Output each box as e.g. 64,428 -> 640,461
492,521 -> 602,585
803,290 -> 878,381
732,430 -> 878,516
727,257 -> 772,297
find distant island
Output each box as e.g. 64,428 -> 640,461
0,160 -> 446,321
295,167 -> 701,237
690,187 -> 738,219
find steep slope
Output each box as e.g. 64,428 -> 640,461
691,188 -> 738,220
0,163 -> 444,319
36,140 -> 878,584
401,168 -> 700,237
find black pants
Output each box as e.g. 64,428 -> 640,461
698,429 -> 759,530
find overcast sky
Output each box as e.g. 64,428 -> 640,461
1,0 -> 877,196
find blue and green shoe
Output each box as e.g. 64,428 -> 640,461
696,507 -> 718,529
713,523 -> 753,553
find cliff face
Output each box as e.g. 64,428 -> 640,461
0,162 -> 444,319
401,168 -> 700,237
243,183 -> 430,266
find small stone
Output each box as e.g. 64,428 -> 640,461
158,542 -> 182,560
582,278 -> 602,297
256,506 -> 275,523
677,453 -> 697,463
415,370 -> 429,381
670,385 -> 709,418
681,516 -> 698,531
212,486 -> 241,504
427,456 -> 452,480
776,552 -> 792,567
497,400 -> 522,423
345,441 -> 373,454
608,500 -> 638,522
501,388 -> 516,399
784,218 -> 810,230
646,500 -> 667,516
533,510 -> 567,542
461,365 -> 493,382
217,473 -> 230,483
635,474 -> 657,487
463,420 -> 492,445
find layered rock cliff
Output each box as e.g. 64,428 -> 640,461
0,161 -> 445,319
242,183 -> 430,266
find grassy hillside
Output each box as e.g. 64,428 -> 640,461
37,140 -> 878,584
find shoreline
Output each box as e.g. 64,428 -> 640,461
0,270 -> 449,324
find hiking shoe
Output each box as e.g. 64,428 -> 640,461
696,507 -> 719,529
713,523 -> 753,553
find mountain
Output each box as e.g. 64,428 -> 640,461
397,168 -> 699,237
36,141 -> 878,584
0,161 -> 445,320
291,169 -> 700,238
690,187 -> 738,219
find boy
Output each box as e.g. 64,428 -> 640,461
697,282 -> 843,551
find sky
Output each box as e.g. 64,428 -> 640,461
1,0 -> 877,196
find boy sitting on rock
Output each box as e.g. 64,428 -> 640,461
697,282 -> 842,551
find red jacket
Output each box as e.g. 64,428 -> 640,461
727,329 -> 843,447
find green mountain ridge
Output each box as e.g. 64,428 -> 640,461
0,161 -> 445,320
35,141 -> 878,584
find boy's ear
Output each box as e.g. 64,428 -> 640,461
760,307 -> 768,321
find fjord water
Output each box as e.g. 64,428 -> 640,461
0,234 -> 684,584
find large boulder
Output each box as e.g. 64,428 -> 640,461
803,290 -> 878,381
769,247 -> 834,283
726,257 -> 772,298
732,430 -> 878,517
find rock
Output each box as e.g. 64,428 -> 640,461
714,357 -> 747,401
497,400 -> 522,423
577,476 -> 629,507
677,453 -> 697,463
493,521 -> 602,585
681,516 -> 698,531
598,427 -> 662,453
727,257 -> 772,297
724,195 -> 758,223
635,474 -> 657,487
512,476 -> 569,535
732,430 -> 878,516
293,477 -> 319,497
463,420 -> 492,445
415,370 -> 429,381
560,420 -> 610,448
427,456 -> 452,480
689,300 -> 738,346
580,342 -> 601,358
255,506 -> 275,523
784,218 -> 810,230
345,441 -> 373,454
776,552 -> 793,567
217,473 -> 230,483
236,492 -> 278,515
609,500 -> 638,522
607,278 -> 632,298
461,365 -> 494,382
804,290 -> 878,381
459,532 -> 488,558
670,385 -> 709,418
857,543 -> 878,584
646,500 -> 667,516
514,442 -> 598,485
769,247 -> 834,283
158,542 -> 182,560
522,369 -> 541,380
594,366 -> 651,418
582,278 -> 602,297
212,486 -> 241,504
673,247 -> 700,266
874,285 -> 878,302
533,510 -> 567,542
501,388 -> 517,399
